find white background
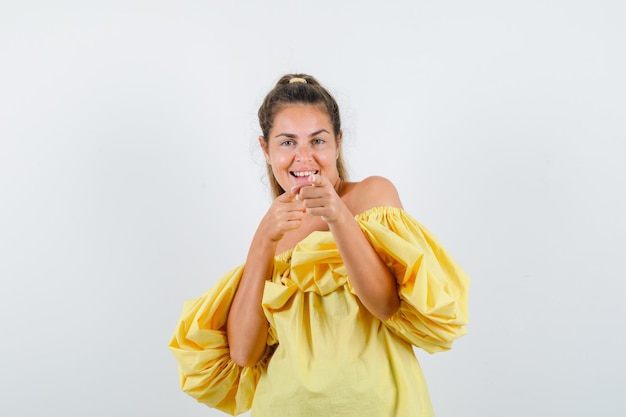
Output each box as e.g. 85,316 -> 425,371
1,1 -> 625,416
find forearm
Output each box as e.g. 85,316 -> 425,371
329,208 -> 400,320
226,232 -> 275,367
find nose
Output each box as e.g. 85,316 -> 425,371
295,144 -> 312,161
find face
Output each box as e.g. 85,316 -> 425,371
260,104 -> 342,194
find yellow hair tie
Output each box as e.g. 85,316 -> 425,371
289,77 -> 307,84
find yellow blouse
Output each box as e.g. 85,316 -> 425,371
169,207 -> 470,416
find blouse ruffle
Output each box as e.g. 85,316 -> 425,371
168,206 -> 469,416
356,207 -> 469,353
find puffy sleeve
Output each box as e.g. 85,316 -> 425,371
356,207 -> 470,354
168,265 -> 273,416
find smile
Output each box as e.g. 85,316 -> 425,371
290,170 -> 318,178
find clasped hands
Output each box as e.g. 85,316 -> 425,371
264,174 -> 345,243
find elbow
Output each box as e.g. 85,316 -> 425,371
376,305 -> 400,321
230,351 -> 255,368
226,318 -> 269,367
230,355 -> 257,368
371,296 -> 401,321
358,286 -> 401,321
229,345 -> 264,368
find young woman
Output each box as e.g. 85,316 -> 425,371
169,74 -> 470,416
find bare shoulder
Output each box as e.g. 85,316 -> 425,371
345,176 -> 403,215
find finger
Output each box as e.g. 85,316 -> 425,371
290,182 -> 313,197
308,174 -> 325,186
283,207 -> 307,226
298,180 -> 328,200
277,190 -> 297,202
286,200 -> 306,213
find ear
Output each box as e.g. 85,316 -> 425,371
259,136 -> 270,164
335,131 -> 343,159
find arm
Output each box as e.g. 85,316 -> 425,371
226,192 -> 305,367
297,175 -> 402,320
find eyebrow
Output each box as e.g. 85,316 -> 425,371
274,129 -> 331,139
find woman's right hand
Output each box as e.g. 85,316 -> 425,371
260,191 -> 306,242
227,190 -> 304,367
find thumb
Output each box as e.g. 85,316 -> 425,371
277,190 -> 296,202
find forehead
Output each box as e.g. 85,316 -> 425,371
271,104 -> 332,134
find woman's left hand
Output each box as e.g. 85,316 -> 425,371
290,175 -> 345,224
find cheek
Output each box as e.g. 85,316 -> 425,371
314,151 -> 336,166
269,151 -> 293,169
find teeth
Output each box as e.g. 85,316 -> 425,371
292,170 -> 317,177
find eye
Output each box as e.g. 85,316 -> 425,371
280,139 -> 295,146
312,138 -> 325,145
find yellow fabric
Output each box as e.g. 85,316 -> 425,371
169,206 -> 470,416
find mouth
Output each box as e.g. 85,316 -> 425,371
290,170 -> 318,179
